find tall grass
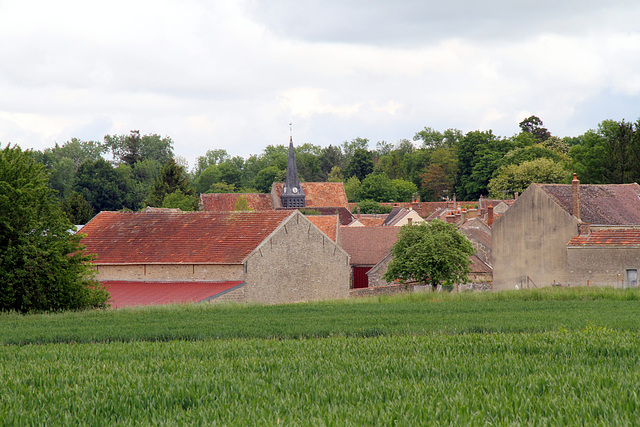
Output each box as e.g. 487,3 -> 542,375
1,287 -> 640,345
1,330 -> 639,425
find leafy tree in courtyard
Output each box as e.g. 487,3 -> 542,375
383,220 -> 475,291
0,145 -> 109,312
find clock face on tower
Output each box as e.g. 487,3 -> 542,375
292,187 -> 298,194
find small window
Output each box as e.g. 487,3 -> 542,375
626,269 -> 638,288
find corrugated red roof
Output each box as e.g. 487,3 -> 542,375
272,182 -> 349,208
306,215 -> 338,242
103,281 -> 244,308
340,226 -> 400,265
567,229 -> 640,246
81,211 -> 293,264
200,193 -> 274,212
539,183 -> 640,225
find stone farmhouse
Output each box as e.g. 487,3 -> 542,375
81,209 -> 351,306
493,174 -> 640,290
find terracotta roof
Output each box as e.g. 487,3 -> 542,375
82,210 -> 293,264
103,281 -> 244,308
200,193 -> 274,212
340,226 -> 400,265
382,207 -> 406,226
567,229 -> 640,246
272,182 -> 349,209
358,217 -> 386,227
538,183 -> 640,225
306,215 -> 338,242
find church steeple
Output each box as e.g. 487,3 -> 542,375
281,135 -> 305,208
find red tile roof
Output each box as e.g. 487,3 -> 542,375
200,193 -> 274,212
539,183 -> 640,225
82,210 -> 293,264
272,182 -> 349,208
567,229 -> 640,246
469,255 -> 493,274
340,226 -> 400,265
103,281 -> 244,308
306,215 -> 338,242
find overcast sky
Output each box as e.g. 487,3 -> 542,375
1,0 -> 639,168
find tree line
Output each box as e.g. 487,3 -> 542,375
19,115 -> 640,223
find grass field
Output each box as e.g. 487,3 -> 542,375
2,287 -> 640,425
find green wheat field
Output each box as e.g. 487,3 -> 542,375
2,287 -> 640,425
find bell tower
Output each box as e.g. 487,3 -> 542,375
281,131 -> 305,208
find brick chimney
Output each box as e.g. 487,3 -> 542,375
572,173 -> 580,220
461,208 -> 467,224
407,217 -> 413,225
488,205 -> 494,227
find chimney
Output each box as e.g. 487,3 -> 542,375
445,213 -> 456,223
467,208 -> 478,219
514,192 -> 519,200
407,217 -> 413,225
488,205 -> 494,227
572,173 -> 580,220
461,208 -> 467,224
357,206 -> 361,220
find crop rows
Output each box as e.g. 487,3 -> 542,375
1,329 -> 640,425
3,288 -> 640,345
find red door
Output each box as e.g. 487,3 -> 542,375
352,266 -> 372,289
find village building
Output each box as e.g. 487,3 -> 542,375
493,175 -> 640,290
81,209 -> 351,307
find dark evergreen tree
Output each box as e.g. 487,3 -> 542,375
147,158 -> 197,209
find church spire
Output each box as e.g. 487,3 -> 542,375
281,128 -> 305,208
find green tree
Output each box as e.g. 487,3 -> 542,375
519,115 -> 551,142
343,175 -> 361,202
318,145 -> 344,180
356,173 -> 397,202
344,148 -> 374,181
327,166 -> 343,182
488,157 -> 570,198
414,127 -> 463,149
105,131 -> 174,166
0,145 -> 109,312
352,199 -> 393,215
147,158 -> 197,209
391,179 -> 418,202
383,220 -> 475,291
161,189 -> 198,211
252,166 -> 285,193
61,191 -> 94,225
75,158 -> 131,213
234,195 -> 252,211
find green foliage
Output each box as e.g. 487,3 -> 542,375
519,115 -> 551,142
326,166 -> 343,182
384,219 -> 475,290
252,166 -> 284,193
161,189 -> 198,211
318,144 -> 344,180
414,126 -> 463,149
207,182 -> 236,193
352,199 -> 393,214
61,191 -> 94,224
148,158 -> 196,209
105,130 -> 173,166
356,173 -> 397,202
488,158 -> 570,198
343,175 -> 360,202
75,158 -> 131,213
0,145 -> 109,312
299,208 -> 321,215
195,149 -> 229,174
343,147 -> 374,181
391,179 -> 418,202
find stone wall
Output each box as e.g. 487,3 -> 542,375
493,185 -> 579,291
567,246 -> 640,288
349,283 -> 414,298
94,263 -> 245,282
245,211 -> 351,304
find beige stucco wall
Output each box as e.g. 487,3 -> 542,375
567,246 -> 640,288
492,185 -> 579,291
393,211 -> 425,226
94,264 -> 245,282
244,211 -> 351,304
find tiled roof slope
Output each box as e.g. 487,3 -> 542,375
272,182 -> 349,208
306,215 -> 338,242
200,193 -> 274,212
470,255 -> 493,273
567,229 -> 640,246
538,183 -> 640,225
340,226 -> 400,265
82,210 -> 293,264
461,226 -> 492,249
103,281 -> 245,308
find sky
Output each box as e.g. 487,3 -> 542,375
1,0 -> 640,168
